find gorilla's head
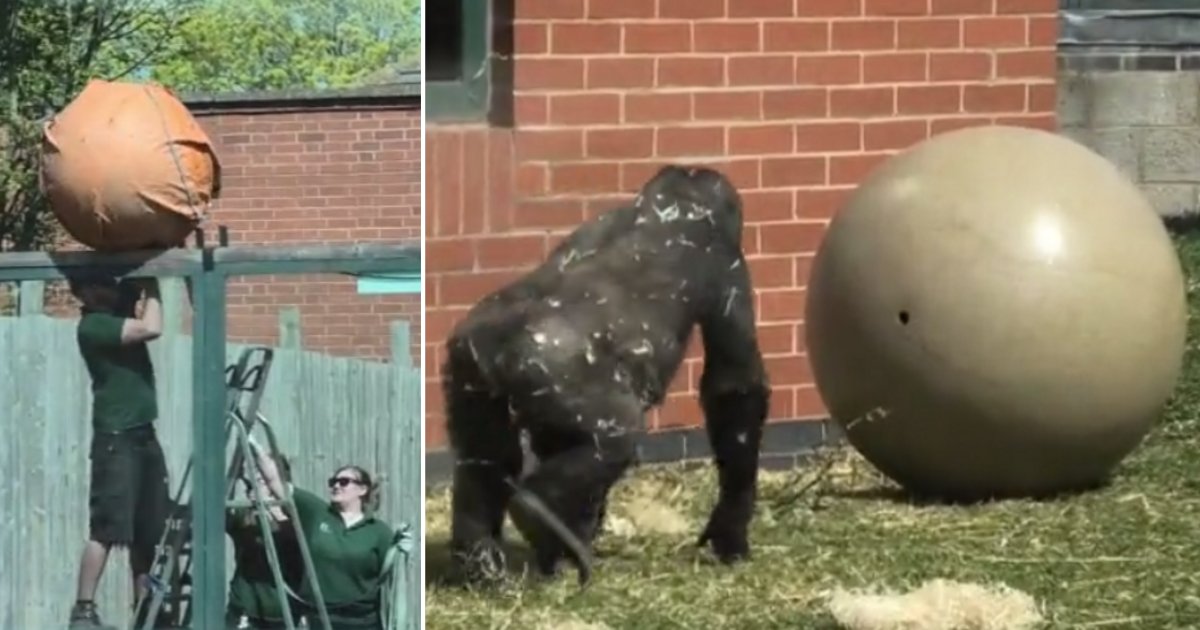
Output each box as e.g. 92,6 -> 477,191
638,165 -> 745,248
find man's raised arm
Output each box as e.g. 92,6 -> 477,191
120,279 -> 162,345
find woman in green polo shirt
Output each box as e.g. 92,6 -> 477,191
249,442 -> 395,630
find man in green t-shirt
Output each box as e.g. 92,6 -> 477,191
66,273 -> 171,630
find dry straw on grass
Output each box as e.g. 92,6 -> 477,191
533,620 -> 613,630
425,422 -> 1200,629
603,476 -> 692,538
825,579 -> 1045,630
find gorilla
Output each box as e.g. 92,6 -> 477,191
442,165 -> 771,586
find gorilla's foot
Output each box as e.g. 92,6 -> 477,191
451,537 -> 509,586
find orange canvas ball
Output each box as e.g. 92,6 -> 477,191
39,78 -> 222,252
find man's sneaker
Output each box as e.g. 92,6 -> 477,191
67,600 -> 114,629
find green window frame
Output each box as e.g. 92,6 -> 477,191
427,0 -> 491,122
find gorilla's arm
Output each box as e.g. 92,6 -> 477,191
696,253 -> 770,563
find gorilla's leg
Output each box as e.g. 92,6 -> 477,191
526,427 -> 614,553
446,384 -> 524,583
508,388 -> 640,583
696,386 -> 769,563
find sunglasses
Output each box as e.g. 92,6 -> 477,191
327,476 -> 362,489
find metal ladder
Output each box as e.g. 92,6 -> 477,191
130,347 -> 332,630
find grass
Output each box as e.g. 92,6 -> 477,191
423,232 -> 1200,630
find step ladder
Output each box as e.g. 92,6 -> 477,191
130,347 -> 332,630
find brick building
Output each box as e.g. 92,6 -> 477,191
185,81 -> 424,364
424,1 -> 1059,471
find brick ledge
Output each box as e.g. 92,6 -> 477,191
424,416 -> 846,489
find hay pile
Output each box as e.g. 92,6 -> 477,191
535,621 -> 612,630
826,579 -> 1045,630
602,477 -> 692,538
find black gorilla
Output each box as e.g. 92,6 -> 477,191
443,165 -> 771,586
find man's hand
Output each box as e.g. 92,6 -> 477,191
118,277 -> 163,344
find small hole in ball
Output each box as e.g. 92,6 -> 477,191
898,310 -> 910,325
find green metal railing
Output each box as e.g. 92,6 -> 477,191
0,240 -> 423,630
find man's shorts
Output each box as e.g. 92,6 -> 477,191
88,423 -> 171,553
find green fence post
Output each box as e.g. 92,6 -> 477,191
191,264 -> 228,628
159,277 -> 185,338
278,306 -> 302,350
390,320 -> 418,629
17,280 -> 44,316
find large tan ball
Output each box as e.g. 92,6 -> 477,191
805,125 -> 1188,500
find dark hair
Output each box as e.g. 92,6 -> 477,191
335,465 -> 380,512
114,280 -> 142,315
234,452 -> 293,530
67,272 -> 118,301
67,273 -> 142,316
231,453 -> 292,528
240,452 -> 292,497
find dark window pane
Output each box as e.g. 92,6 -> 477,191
428,1 -> 464,82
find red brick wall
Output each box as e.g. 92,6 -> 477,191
425,0 -> 1059,449
196,106 -> 423,363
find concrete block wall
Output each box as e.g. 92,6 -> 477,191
1059,72 -> 1200,218
1056,5 -> 1200,218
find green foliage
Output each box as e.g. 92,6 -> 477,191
0,1 -> 188,252
0,0 -> 420,251
114,0 -> 421,94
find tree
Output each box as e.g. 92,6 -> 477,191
0,0 -> 421,252
124,0 -> 421,94
0,1 -> 192,252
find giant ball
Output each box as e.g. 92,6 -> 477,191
805,125 -> 1187,500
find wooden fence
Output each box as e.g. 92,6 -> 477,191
0,279 -> 422,630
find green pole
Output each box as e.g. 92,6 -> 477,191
390,321 -> 420,629
190,264 -> 229,627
